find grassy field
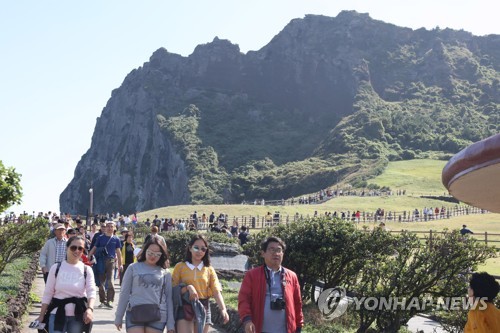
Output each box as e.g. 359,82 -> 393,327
138,160 -> 452,219
140,196 -> 466,223
369,159 -> 448,196
138,159 -> 499,274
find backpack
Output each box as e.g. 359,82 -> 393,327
39,263 -> 91,333
55,261 -> 88,279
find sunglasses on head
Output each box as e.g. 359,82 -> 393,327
69,245 -> 85,252
193,245 -> 208,253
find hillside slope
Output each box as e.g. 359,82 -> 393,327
60,11 -> 500,214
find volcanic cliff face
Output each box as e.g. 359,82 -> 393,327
60,11 -> 500,214
59,73 -> 190,214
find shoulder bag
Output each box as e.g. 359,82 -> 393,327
129,270 -> 165,324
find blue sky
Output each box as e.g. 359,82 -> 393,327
1,0 -> 499,216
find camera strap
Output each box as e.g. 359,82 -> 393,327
264,266 -> 285,306
101,234 -> 114,257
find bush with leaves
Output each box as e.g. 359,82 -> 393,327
0,217 -> 49,274
437,309 -> 468,333
352,230 -> 496,333
243,219 -> 496,332
0,160 -> 22,213
130,223 -> 152,242
243,218 -> 395,299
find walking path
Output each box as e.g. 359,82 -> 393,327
23,270 -> 120,333
407,315 -> 445,333
22,269 -> 223,333
22,268 -> 444,333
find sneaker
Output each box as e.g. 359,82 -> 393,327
97,303 -> 107,309
106,302 -> 114,309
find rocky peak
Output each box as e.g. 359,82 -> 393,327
60,12 -> 500,214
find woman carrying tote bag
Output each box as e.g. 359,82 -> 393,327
114,236 -> 174,333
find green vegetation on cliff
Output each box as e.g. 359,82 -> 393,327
158,106 -> 230,204
63,12 -> 500,212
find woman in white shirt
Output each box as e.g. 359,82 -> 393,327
36,236 -> 97,333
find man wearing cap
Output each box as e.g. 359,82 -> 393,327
66,228 -> 77,237
88,220 -> 122,309
39,223 -> 67,283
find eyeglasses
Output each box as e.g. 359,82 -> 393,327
69,245 -> 85,252
146,250 -> 162,258
267,247 -> 283,254
193,245 -> 208,253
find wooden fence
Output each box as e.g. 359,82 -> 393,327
193,205 -> 488,230
383,230 -> 500,247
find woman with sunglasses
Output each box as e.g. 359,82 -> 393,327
115,236 -> 175,333
35,236 -> 97,333
172,234 -> 229,333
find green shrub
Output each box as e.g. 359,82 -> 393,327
243,218 -> 395,299
243,219 -> 495,332
0,217 -> 48,275
205,232 -> 240,245
401,149 -> 416,160
352,230 -> 495,332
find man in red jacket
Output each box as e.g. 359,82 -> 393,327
238,236 -> 303,333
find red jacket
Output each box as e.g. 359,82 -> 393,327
238,265 -> 304,333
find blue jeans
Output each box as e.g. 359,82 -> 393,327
49,314 -> 84,333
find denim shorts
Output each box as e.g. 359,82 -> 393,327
125,311 -> 166,331
176,299 -> 212,325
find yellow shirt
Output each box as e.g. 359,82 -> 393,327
464,302 -> 500,332
172,261 -> 221,299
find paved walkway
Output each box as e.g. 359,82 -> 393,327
22,268 -> 443,333
23,270 -> 121,333
22,269 -> 223,333
407,315 -> 445,333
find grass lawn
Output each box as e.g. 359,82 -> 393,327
138,159 -> 499,275
139,196 -> 465,223
0,256 -> 31,316
353,214 -> 500,275
369,159 -> 448,196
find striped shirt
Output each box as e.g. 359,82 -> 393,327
172,261 -> 221,299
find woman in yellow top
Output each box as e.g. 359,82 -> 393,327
464,272 -> 500,332
172,234 -> 229,333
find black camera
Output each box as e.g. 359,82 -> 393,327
270,297 -> 286,310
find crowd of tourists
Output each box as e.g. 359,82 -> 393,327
246,187 -> 409,206
30,213 -> 303,333
30,213 -> 259,333
1,208 -> 497,332
30,214 -> 500,332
